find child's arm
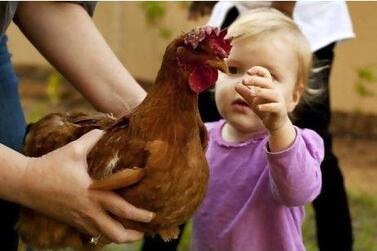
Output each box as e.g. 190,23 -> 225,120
266,128 -> 324,206
236,66 -> 323,206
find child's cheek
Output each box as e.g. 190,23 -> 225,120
217,72 -> 228,82
215,82 -> 232,103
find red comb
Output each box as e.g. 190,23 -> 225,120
184,26 -> 232,57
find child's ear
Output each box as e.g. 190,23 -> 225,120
287,83 -> 304,112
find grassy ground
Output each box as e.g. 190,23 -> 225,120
98,182 -> 377,251
18,69 -> 377,251
303,192 -> 377,251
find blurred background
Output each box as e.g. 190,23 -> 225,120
7,2 -> 377,251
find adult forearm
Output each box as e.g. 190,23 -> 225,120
15,2 -> 146,117
0,144 -> 28,204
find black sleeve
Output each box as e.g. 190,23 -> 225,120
69,1 -> 97,16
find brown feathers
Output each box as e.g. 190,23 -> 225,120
17,26 -> 231,250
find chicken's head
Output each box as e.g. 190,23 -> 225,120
175,26 -> 232,94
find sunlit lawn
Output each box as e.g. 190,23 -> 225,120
97,190 -> 377,251
303,191 -> 377,251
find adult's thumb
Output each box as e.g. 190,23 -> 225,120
75,129 -> 105,155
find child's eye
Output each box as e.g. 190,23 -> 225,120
270,72 -> 278,81
228,66 -> 242,75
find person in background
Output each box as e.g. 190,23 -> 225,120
0,2 -> 153,251
142,1 -> 355,251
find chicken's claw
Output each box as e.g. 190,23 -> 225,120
90,167 -> 145,190
159,226 -> 180,242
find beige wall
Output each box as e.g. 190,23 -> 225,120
331,2 -> 377,113
7,2 -> 206,79
6,2 -> 377,114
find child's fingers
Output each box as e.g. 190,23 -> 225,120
235,83 -> 255,105
248,66 -> 272,80
235,84 -> 280,112
242,76 -> 273,89
257,103 -> 282,113
236,84 -> 282,115
248,86 -> 280,103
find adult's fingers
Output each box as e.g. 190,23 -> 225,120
98,191 -> 155,223
93,210 -> 144,243
75,220 -> 100,238
71,129 -> 105,156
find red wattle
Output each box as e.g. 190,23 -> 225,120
188,66 -> 218,94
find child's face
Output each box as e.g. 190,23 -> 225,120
215,34 -> 301,133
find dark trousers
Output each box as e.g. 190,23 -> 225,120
0,35 -> 26,251
296,43 -> 354,251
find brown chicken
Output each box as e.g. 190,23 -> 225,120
16,26 -> 231,250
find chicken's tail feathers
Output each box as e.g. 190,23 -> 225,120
69,112 -> 117,129
90,167 -> 145,190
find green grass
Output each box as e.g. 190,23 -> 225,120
302,204 -> 317,251
304,191 -> 377,251
102,242 -> 142,251
347,191 -> 377,251
100,190 -> 377,251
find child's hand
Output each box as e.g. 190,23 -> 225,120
235,66 -> 290,134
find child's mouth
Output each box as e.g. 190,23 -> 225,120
232,99 -> 251,111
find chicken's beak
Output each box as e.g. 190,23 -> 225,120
206,59 -> 229,74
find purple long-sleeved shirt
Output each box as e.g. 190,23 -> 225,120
192,120 -> 324,251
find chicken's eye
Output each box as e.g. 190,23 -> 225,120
228,66 -> 242,76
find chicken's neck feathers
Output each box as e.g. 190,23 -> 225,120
134,63 -> 198,121
126,64 -> 201,144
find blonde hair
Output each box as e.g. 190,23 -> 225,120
227,8 -> 312,88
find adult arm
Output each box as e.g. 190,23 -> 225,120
14,2 -> 146,117
0,130 -> 154,243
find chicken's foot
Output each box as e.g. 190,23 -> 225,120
159,226 -> 180,242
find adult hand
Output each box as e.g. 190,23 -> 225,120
19,129 -> 154,243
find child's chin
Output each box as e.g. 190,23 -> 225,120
228,118 -> 264,134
